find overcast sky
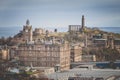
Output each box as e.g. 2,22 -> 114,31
0,0 -> 120,28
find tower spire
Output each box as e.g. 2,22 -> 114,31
82,15 -> 85,29
26,19 -> 30,25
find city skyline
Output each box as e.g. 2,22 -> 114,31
0,0 -> 120,28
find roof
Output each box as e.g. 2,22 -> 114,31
9,68 -> 19,73
47,69 -> 120,80
94,39 -> 107,41
114,38 -> 120,41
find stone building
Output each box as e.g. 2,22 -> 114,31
107,34 -> 114,49
0,48 -> 9,60
12,20 -> 70,71
69,25 -> 81,32
33,28 -> 45,36
92,34 -> 120,52
81,55 -> 96,62
15,40 -> 70,71
70,44 -> 82,62
68,15 -> 85,33
114,38 -> 120,52
92,34 -> 113,48
21,19 -> 33,42
93,39 -> 107,48
107,34 -> 120,51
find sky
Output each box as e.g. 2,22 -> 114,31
0,0 -> 120,29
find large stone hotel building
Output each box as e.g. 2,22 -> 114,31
16,41 -> 70,71
15,20 -> 70,71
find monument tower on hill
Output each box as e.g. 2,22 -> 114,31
68,15 -> 85,33
81,15 -> 85,29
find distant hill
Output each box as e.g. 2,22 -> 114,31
0,26 -> 120,38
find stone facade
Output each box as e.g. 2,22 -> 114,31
69,25 -> 81,32
0,49 -> 9,60
16,41 -> 70,71
107,34 -> 114,49
70,44 -> 82,62
33,28 -> 45,36
68,15 -> 85,33
93,34 -> 120,50
114,39 -> 120,52
93,39 -> 107,48
81,55 -> 96,62
21,19 -> 33,42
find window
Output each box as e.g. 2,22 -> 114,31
47,52 -> 50,56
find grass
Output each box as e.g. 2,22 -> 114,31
26,71 -> 34,75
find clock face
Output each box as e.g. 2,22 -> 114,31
25,30 -> 28,32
